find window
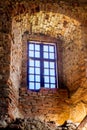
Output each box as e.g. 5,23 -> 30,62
27,41 -> 57,90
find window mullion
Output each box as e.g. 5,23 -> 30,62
40,44 -> 44,87
48,45 -> 50,88
54,47 -> 57,88
27,42 -> 29,89
33,52 -> 35,89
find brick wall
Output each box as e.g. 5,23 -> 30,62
20,33 -> 69,124
0,0 -> 87,124
11,1 -> 87,92
0,1 -> 11,118
0,1 -> 22,119
19,87 -> 68,124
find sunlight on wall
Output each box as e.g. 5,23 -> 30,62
11,3 -> 87,123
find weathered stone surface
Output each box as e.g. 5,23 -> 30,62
19,88 -> 69,124
77,115 -> 87,130
0,118 -> 78,130
0,0 -> 87,125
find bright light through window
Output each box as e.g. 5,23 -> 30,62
27,41 -> 57,90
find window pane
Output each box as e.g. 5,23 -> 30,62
29,60 -> 34,66
50,69 -> 55,76
49,53 -> 54,59
35,44 -> 40,51
29,67 -> 34,74
28,42 -> 57,90
44,76 -> 49,83
44,69 -> 49,75
43,45 -> 48,52
44,61 -> 49,68
29,75 -> 34,81
49,46 -> 54,52
50,62 -> 55,68
29,44 -> 34,50
29,51 -> 34,57
44,83 -> 49,88
51,84 -> 55,88
36,83 -> 40,90
35,51 -> 40,58
29,82 -> 34,89
35,75 -> 40,82
44,52 -> 48,59
35,68 -> 40,74
35,60 -> 40,67
50,77 -> 55,83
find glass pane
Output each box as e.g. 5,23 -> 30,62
35,68 -> 40,74
29,51 -> 34,57
29,44 -> 34,50
29,67 -> 34,74
44,52 -> 48,59
35,75 -> 40,82
44,69 -> 49,75
43,45 -> 48,52
35,51 -> 40,58
50,62 -> 55,68
29,75 -> 34,81
29,82 -> 34,89
44,61 -> 49,68
35,44 -> 40,51
35,60 -> 40,67
51,84 -> 55,88
36,83 -> 40,90
49,46 -> 54,52
44,76 -> 49,83
49,53 -> 54,59
44,83 -> 49,88
50,77 -> 55,83
50,69 -> 55,76
29,60 -> 34,66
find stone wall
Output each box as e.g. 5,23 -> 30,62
0,1 -> 11,118
0,0 -> 22,119
12,1 -> 87,91
9,14 -> 23,119
19,88 -> 68,124
0,0 -> 87,124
